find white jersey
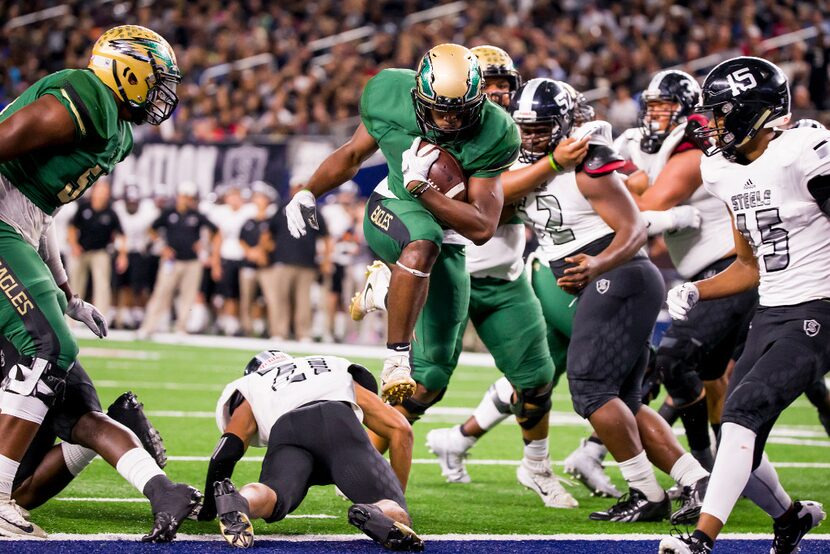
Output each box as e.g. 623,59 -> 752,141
702,127 -> 830,307
466,219 -> 525,281
113,199 -> 158,254
206,203 -> 258,260
215,355 -> 362,447
616,123 -> 734,278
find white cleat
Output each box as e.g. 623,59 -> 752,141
517,457 -> 579,508
426,427 -> 472,484
0,499 -> 47,538
563,439 -> 622,498
380,354 -> 416,404
350,260 -> 391,321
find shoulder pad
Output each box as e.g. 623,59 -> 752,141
579,144 -> 626,177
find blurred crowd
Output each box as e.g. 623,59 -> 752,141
55,178 -> 381,344
2,0 -> 829,140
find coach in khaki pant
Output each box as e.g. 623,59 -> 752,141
138,182 -> 217,337
68,180 -> 126,324
266,185 -> 331,341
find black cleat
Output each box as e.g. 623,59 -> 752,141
771,500 -> 826,554
142,481 -> 202,543
819,412 -> 830,438
671,475 -> 709,525
348,503 -> 424,552
107,391 -> 168,468
214,479 -> 254,549
589,487 -> 670,522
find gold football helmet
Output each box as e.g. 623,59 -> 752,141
471,45 -> 522,101
88,25 -> 181,125
413,43 -> 485,142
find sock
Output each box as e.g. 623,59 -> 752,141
451,425 -> 476,451
0,454 -> 20,501
692,530 -> 714,549
680,399 -> 711,451
523,439 -> 549,461
386,343 -> 410,358
471,377 -> 513,431
116,447 -> 165,496
618,450 -> 665,502
61,442 -> 98,476
658,399 -> 680,426
583,436 -> 609,460
669,452 -> 710,488
742,452 -> 791,519
701,422 -> 756,525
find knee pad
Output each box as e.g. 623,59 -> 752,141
657,336 -> 704,407
511,382 -> 552,430
488,378 -> 514,415
0,357 -> 69,417
401,388 -> 446,423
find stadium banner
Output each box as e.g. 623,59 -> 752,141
110,138 -> 387,200
110,140 -> 290,200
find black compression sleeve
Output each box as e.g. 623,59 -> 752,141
807,174 -> 830,215
198,432 -> 245,521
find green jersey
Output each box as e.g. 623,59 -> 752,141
0,69 -> 134,215
359,69 -> 519,201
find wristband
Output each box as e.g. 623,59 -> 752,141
407,179 -> 436,198
548,152 -> 563,172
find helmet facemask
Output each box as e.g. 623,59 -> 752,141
639,97 -> 685,154
142,60 -> 180,125
515,114 -> 571,164
694,99 -> 779,161
412,89 -> 485,143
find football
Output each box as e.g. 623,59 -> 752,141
419,141 -> 467,202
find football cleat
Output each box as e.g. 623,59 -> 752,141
425,427 -> 472,484
107,391 -> 168,468
563,439 -> 621,498
350,261 -> 390,321
142,482 -> 202,543
658,533 -> 712,553
380,354 -> 416,405
819,411 -> 830,438
517,457 -> 578,508
771,500 -> 826,554
0,499 -> 47,538
589,488 -> 670,522
348,503 -> 424,552
671,475 -> 709,525
215,479 -> 254,549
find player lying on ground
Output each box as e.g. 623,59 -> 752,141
284,44 -> 518,406
201,350 -> 422,551
658,56 -> 829,554
0,338 -> 185,540
0,25 -> 199,541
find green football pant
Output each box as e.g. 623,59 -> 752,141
0,221 -> 76,370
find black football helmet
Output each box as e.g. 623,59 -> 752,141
638,70 -> 701,154
560,82 -> 596,126
694,56 -> 790,160
509,78 -> 574,163
244,349 -> 293,376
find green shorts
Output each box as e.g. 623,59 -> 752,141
0,221 -> 77,370
529,256 -> 578,387
363,193 -> 445,262
467,275 -> 554,390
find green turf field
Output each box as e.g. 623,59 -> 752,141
28,338 -> 830,537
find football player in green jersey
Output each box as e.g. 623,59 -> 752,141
0,25 -> 200,541
285,44 -> 519,418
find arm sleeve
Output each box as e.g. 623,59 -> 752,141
38,222 -> 68,286
199,432 -> 246,521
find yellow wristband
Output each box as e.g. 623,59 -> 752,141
548,152 -> 563,172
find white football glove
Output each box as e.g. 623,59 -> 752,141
669,205 -> 702,232
66,295 -> 108,338
666,282 -> 700,320
285,189 -> 319,238
402,137 -> 440,191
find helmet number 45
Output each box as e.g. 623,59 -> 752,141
726,68 -> 758,97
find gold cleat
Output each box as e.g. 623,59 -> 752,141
382,379 -> 417,405
350,260 -> 390,321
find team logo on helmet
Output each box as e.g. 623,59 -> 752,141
804,320 -> 821,337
